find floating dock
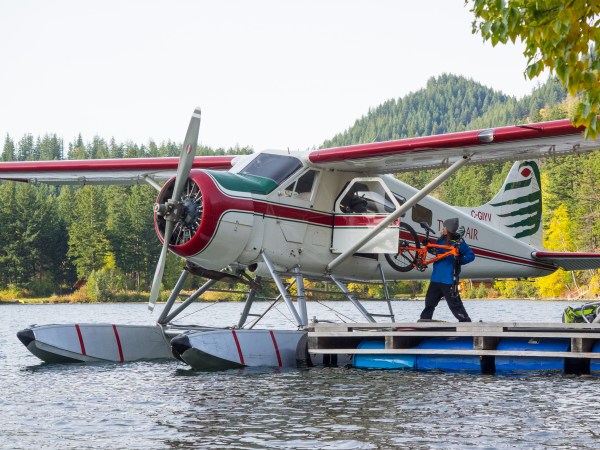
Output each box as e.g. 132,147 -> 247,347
307,322 -> 600,374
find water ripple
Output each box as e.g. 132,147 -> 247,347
3,302 -> 600,448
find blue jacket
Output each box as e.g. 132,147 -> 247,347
430,235 -> 475,285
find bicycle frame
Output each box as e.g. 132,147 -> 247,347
385,222 -> 463,273
401,242 -> 459,271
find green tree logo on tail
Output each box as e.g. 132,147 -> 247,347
489,161 -> 542,240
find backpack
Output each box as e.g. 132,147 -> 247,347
562,303 -> 600,323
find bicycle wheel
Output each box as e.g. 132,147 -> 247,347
385,222 -> 420,272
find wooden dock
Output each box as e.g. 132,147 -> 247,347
307,322 -> 600,374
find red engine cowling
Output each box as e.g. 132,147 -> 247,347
154,170 -> 257,270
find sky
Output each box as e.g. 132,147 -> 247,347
0,0 -> 544,153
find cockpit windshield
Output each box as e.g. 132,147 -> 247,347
239,153 -> 303,185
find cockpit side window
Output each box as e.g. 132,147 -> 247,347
240,154 -> 302,185
282,170 -> 318,201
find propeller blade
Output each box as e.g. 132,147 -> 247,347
171,107 -> 201,202
149,107 -> 201,312
148,219 -> 174,311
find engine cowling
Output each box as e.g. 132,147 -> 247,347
154,170 -> 257,270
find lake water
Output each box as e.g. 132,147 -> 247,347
2,300 -> 600,449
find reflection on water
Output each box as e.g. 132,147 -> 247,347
2,301 -> 600,449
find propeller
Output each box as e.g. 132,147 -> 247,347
148,107 -> 201,311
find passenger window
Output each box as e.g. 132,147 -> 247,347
340,183 -> 369,213
412,203 -> 432,226
338,180 -> 396,214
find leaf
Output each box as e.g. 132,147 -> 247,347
555,62 -> 570,83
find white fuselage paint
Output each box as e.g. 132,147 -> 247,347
182,156 -> 554,282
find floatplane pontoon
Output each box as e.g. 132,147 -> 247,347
4,108 -> 600,371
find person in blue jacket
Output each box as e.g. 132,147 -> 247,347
419,217 -> 475,322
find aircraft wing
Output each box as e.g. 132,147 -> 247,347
0,156 -> 235,185
532,251 -> 600,271
308,119 -> 600,173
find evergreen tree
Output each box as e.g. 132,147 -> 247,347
17,134 -> 34,161
2,134 -> 16,161
38,134 -> 63,160
89,136 -> 109,159
67,186 -> 111,279
0,183 -> 66,292
68,134 -> 87,159
109,137 -> 124,159
0,182 -> 18,285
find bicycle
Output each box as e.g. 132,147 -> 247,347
385,221 -> 460,272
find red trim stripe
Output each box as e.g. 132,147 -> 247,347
334,215 -> 398,227
533,251 -> 600,259
0,156 -> 234,172
308,119 -> 584,164
413,231 -> 555,271
269,330 -> 282,367
231,330 -> 245,365
112,325 -> 124,363
474,246 -> 554,270
75,324 -> 86,356
166,171 -> 556,273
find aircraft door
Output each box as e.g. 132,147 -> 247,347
332,177 -> 400,254
276,169 -> 320,244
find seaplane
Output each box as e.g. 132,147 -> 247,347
2,107 -> 600,370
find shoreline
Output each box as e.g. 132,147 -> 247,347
0,297 -> 589,305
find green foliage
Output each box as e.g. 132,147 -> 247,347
2,135 -> 16,161
468,0 -> 600,138
105,184 -> 158,290
0,133 -> 252,297
0,182 -> 68,293
67,186 -> 111,278
494,279 -> 539,299
37,134 -> 63,160
84,268 -> 124,302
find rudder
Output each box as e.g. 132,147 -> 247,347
456,161 -> 542,248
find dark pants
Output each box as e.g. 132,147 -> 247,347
420,281 -> 471,322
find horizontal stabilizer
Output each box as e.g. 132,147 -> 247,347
532,251 -> 600,271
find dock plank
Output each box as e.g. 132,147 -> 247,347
308,348 -> 600,359
309,322 -> 600,332
309,331 -> 600,339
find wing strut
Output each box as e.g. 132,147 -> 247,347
329,275 -> 376,323
261,251 -> 304,327
294,267 -> 309,326
143,175 -> 163,192
156,268 -> 190,325
159,277 -> 219,325
326,155 -> 471,272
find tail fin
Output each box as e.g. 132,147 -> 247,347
457,161 -> 542,248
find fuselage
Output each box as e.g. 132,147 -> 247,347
154,150 -> 556,282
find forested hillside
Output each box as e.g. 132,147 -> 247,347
1,74 -> 598,300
